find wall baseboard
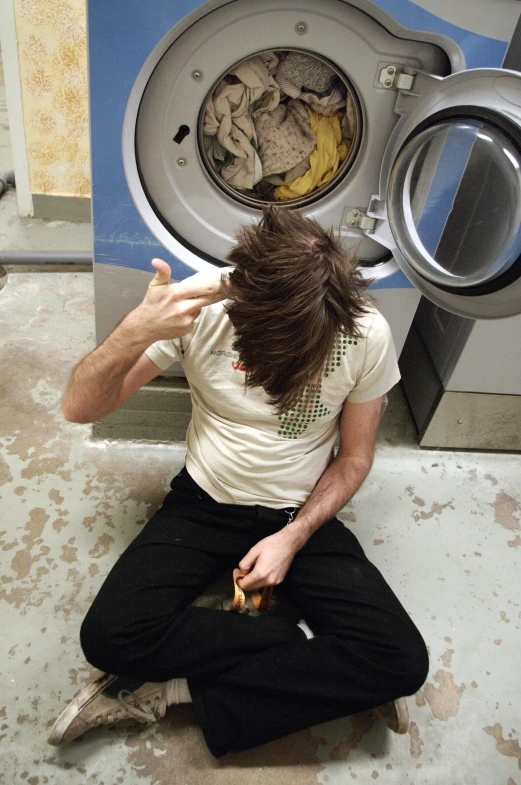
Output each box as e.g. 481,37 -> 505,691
32,194 -> 92,223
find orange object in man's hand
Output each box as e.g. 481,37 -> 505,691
230,568 -> 274,613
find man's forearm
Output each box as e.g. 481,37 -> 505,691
284,454 -> 373,550
62,313 -> 152,423
62,262 -> 223,424
236,453 -> 374,592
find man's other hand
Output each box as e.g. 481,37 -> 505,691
237,528 -> 300,592
129,258 -> 224,344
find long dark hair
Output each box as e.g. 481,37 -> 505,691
223,207 -> 370,414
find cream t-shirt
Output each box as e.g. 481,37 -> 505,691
145,300 -> 400,508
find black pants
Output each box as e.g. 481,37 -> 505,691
80,468 -> 429,757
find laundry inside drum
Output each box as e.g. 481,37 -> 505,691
198,49 -> 361,208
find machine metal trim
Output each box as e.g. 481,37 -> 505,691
420,391 -> 521,451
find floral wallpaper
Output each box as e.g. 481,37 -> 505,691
14,0 -> 90,198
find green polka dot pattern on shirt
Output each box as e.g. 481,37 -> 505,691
277,333 -> 357,439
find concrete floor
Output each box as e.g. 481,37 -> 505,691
1,270 -> 521,785
1,41 -> 521,785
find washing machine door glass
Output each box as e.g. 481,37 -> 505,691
388,117 -> 521,293
378,69 -> 521,316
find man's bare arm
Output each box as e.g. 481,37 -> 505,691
62,259 -> 223,423
283,396 -> 383,548
237,396 -> 383,591
62,345 -> 162,424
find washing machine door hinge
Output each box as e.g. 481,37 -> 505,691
378,67 -> 442,116
344,208 -> 376,232
378,65 -> 415,92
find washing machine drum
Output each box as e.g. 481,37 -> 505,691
139,44 -> 362,255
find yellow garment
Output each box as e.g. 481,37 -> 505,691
275,108 -> 350,200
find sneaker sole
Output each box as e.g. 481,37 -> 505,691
393,697 -> 409,734
374,696 -> 410,734
47,672 -> 118,746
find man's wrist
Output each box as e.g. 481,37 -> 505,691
280,518 -> 311,551
116,309 -> 161,350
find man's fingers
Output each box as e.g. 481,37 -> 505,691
183,291 -> 224,312
237,550 -> 264,590
238,547 -> 258,573
173,272 -> 223,301
237,570 -> 263,592
149,258 -> 172,287
149,268 -> 224,308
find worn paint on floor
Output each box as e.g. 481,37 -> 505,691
1,271 -> 520,785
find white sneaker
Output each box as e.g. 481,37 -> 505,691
374,696 -> 409,734
48,670 -> 177,746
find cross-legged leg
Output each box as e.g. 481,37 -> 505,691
80,469 -> 304,682
79,471 -> 428,757
189,517 -> 429,756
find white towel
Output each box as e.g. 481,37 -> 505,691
203,57 -> 280,189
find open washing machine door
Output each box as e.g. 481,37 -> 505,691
123,0 -> 455,282
367,68 -> 521,319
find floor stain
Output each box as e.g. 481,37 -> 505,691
10,507 -> 50,580
412,501 -> 454,522
491,493 -> 520,532
483,724 -> 521,769
60,539 -> 78,564
88,533 -> 115,559
409,721 -> 424,759
420,670 -> 466,721
329,712 -> 376,761
0,454 -> 13,486
48,488 -> 65,505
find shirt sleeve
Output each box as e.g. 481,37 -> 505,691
346,310 -> 401,403
145,337 -> 184,371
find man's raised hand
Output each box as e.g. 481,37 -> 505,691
131,258 -> 224,343
148,258 -> 173,289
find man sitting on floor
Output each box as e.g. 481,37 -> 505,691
48,207 -> 428,756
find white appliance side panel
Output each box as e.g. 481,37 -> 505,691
446,314 -> 521,394
369,288 -> 421,358
94,263 -> 186,376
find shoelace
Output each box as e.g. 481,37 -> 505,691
115,689 -> 162,723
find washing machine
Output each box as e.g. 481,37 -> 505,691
88,0 -> 521,374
